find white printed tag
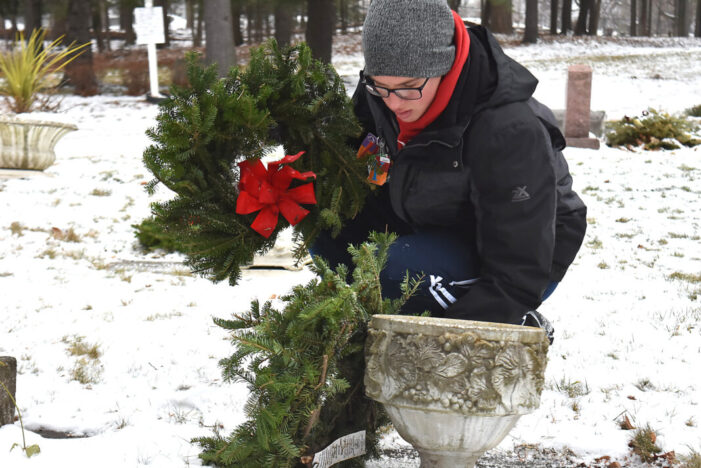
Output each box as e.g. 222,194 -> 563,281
311,430 -> 366,468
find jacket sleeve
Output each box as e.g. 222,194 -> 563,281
351,71 -> 377,146
445,106 -> 557,324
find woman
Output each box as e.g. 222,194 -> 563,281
311,0 -> 587,342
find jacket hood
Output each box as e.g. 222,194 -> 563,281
474,26 -> 539,110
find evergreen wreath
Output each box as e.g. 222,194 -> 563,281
141,42 -> 414,467
143,40 -> 372,285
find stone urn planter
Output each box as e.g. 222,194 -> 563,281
0,116 -> 77,170
365,315 -> 550,468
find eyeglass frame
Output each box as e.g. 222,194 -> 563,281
361,74 -> 431,101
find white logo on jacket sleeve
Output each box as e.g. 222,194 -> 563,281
511,186 -> 530,202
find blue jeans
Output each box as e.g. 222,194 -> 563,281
310,226 -> 558,318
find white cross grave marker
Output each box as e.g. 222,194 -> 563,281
134,0 -> 165,98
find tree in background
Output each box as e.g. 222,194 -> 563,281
675,0 -> 689,35
274,0 -> 297,47
204,0 -> 236,77
561,0 -> 572,33
575,0 -> 601,34
696,0 -> 700,36
306,0 -> 334,63
119,0 -> 138,45
23,0 -> 41,38
481,0 -> 514,33
92,0 -> 110,52
64,0 -> 98,95
630,0 -> 637,34
524,0 -> 538,41
550,0 -> 558,34
641,0 -> 652,36
0,0 -> 20,37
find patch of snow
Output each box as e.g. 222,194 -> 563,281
1,37 -> 701,467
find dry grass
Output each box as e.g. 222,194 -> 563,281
628,425 -> 662,463
64,336 -> 101,360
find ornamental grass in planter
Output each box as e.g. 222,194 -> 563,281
0,28 -> 89,113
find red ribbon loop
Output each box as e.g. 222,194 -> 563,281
235,151 -> 316,238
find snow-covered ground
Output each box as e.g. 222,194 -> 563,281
1,33 -> 700,468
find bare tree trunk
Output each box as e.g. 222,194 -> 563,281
588,0 -> 600,34
488,0 -> 513,33
120,0 -> 136,45
630,0 -> 637,35
305,0 -> 334,63
448,0 -> 461,10
23,0 -> 42,36
481,0 -> 491,27
101,0 -> 110,51
696,0 -> 701,36
550,0 -> 558,33
676,0 -> 688,35
246,3 -> 253,42
204,0 -> 236,77
638,0 -> 649,36
47,0 -> 68,40
93,1 -> 105,52
574,0 -> 592,34
254,0 -> 263,43
186,0 -> 194,29
264,4 -> 271,38
193,0 -> 203,47
274,0 -> 293,46
339,0 -> 347,33
561,0 -> 572,33
523,0 -> 538,42
231,1 -> 243,46
65,0 -> 98,96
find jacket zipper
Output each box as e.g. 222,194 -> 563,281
402,118 -> 473,152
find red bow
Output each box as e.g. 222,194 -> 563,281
235,151 -> 316,238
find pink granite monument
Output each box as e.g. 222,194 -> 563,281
565,64 -> 600,150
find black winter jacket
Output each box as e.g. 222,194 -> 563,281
352,26 -> 587,324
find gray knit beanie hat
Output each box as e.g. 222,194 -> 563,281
362,0 -> 455,78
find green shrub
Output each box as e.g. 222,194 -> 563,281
132,217 -> 187,253
605,108 -> 700,150
686,104 -> 701,117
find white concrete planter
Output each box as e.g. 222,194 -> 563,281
0,117 -> 77,170
365,315 -> 550,468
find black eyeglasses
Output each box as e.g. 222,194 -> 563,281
363,76 -> 430,101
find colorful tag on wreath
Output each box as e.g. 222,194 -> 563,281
357,133 -> 391,186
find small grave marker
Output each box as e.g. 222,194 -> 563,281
564,64 -> 600,149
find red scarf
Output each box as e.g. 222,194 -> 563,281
397,11 -> 470,149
